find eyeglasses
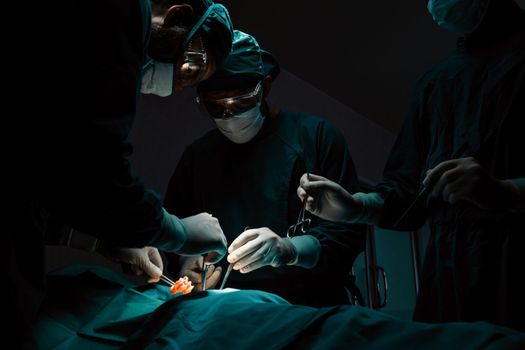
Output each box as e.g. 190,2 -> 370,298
196,81 -> 264,119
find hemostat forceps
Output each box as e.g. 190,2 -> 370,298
287,173 -> 311,237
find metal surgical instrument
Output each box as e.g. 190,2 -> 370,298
160,274 -> 175,286
287,173 -> 312,237
219,263 -> 233,290
393,185 -> 432,228
201,255 -> 210,291
219,226 -> 250,290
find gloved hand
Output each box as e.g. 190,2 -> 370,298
227,227 -> 296,273
177,213 -> 228,264
97,244 -> 163,283
423,157 -> 519,210
178,256 -> 222,291
297,173 -> 362,222
156,210 -> 228,264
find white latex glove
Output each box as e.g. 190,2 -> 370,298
227,227 -> 296,274
297,173 -> 363,222
177,213 -> 228,264
423,157 -> 519,210
97,245 -> 163,283
178,256 -> 222,291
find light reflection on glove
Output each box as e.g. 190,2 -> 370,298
227,227 -> 296,274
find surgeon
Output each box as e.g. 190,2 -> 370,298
5,0 -> 233,344
298,0 -> 525,331
45,0 -> 236,282
164,30 -> 366,307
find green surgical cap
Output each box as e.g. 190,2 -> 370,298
199,30 -> 280,91
197,2 -> 234,66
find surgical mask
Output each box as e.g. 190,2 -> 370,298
141,60 -> 175,97
427,0 -> 491,35
214,103 -> 264,144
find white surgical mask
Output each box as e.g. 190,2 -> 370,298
214,103 -> 264,144
427,0 -> 490,35
141,61 -> 174,97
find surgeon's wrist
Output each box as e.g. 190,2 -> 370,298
285,235 -> 321,269
351,192 -> 384,224
151,209 -> 188,253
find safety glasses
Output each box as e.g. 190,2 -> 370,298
196,81 -> 263,119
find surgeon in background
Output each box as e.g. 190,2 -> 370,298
5,0 -> 233,344
298,0 -> 525,331
164,30 -> 366,307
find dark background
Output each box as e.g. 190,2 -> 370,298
219,0 -> 525,133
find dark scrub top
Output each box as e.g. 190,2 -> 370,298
5,0 -> 162,343
374,8 -> 525,331
165,110 -> 366,307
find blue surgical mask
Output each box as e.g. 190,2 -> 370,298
427,0 -> 491,35
141,60 -> 175,97
214,103 -> 264,144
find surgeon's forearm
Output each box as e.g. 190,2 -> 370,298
286,235 -> 322,269
350,192 -> 385,225
150,208 -> 188,253
505,178 -> 525,212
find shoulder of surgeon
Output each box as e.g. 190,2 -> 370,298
275,109 -> 347,145
412,51 -> 469,92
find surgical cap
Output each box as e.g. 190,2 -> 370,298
151,0 -> 234,65
196,1 -> 234,66
198,30 -> 280,91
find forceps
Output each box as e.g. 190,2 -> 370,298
219,226 -> 250,290
159,274 -> 176,286
393,184 -> 432,228
201,254 -> 210,291
219,263 -> 233,290
287,173 -> 311,237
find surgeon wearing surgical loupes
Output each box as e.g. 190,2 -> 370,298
44,0 -> 235,284
7,0 -> 237,343
297,0 -> 525,332
165,30 -> 365,306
